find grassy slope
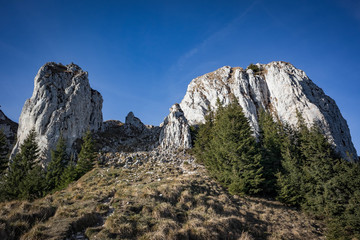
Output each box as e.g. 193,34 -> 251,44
0,152 -> 325,240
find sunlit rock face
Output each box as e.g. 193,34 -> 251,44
180,61 -> 357,161
11,62 -> 103,162
159,104 -> 191,150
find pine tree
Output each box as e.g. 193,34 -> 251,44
76,130 -> 96,177
299,124 -> 341,213
276,125 -> 304,206
203,100 -> 264,195
2,153 -> 24,199
59,155 -> 77,188
45,136 -> 69,191
18,129 -> 45,200
193,106 -> 214,164
3,129 -> 45,200
258,109 -> 283,195
0,129 -> 8,175
272,111 -> 360,239
324,161 -> 360,239
19,164 -> 46,200
19,129 -> 40,172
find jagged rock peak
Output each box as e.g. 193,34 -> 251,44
180,61 -> 357,161
125,112 -> 146,132
159,103 -> 191,150
11,62 -> 103,162
0,110 -> 18,154
170,103 -> 184,116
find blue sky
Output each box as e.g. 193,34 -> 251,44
0,0 -> 359,154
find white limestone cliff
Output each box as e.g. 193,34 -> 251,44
159,104 -> 191,150
180,61 -> 357,160
11,62 -> 103,161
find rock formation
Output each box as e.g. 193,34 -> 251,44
180,61 -> 357,160
97,113 -> 161,152
0,110 -> 18,154
124,112 -> 147,135
159,104 -> 191,150
11,62 -> 103,162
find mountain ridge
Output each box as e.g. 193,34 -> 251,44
1,61 -> 359,240
5,61 -> 358,162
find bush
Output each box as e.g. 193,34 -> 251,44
247,64 -> 260,73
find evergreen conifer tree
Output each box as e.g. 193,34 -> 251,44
19,164 -> 46,200
276,111 -> 310,206
276,125 -> 304,206
323,160 -> 360,239
0,129 -> 8,175
2,153 -> 24,199
203,100 -> 264,195
258,109 -> 283,195
59,155 -> 77,188
19,129 -> 40,172
193,106 -> 214,164
46,136 -> 68,191
298,124 -> 341,213
3,129 -> 45,200
76,130 -> 96,177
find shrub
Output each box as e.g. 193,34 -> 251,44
247,64 -> 260,73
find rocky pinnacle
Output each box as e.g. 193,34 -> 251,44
11,62 -> 103,162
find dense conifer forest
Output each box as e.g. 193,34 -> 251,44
193,100 -> 360,239
0,130 -> 96,202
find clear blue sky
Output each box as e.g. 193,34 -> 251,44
0,0 -> 359,155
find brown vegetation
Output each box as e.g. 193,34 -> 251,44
0,152 -> 325,239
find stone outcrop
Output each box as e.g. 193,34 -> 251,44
11,62 -> 103,161
159,104 -> 191,150
180,61 -> 357,160
124,112 -> 147,135
0,110 -> 18,154
97,113 -> 161,152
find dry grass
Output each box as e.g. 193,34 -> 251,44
0,151 -> 325,240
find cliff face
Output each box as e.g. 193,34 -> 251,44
180,61 -> 357,160
0,110 -> 18,154
159,104 -> 192,150
9,61 -> 357,161
11,62 -> 103,161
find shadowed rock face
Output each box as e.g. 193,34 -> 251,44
180,61 -> 357,161
11,62 -> 103,162
0,110 -> 18,154
95,113 -> 161,153
125,112 -> 147,135
159,104 -> 191,150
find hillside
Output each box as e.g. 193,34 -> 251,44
0,151 -> 325,240
2,61 -> 359,240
